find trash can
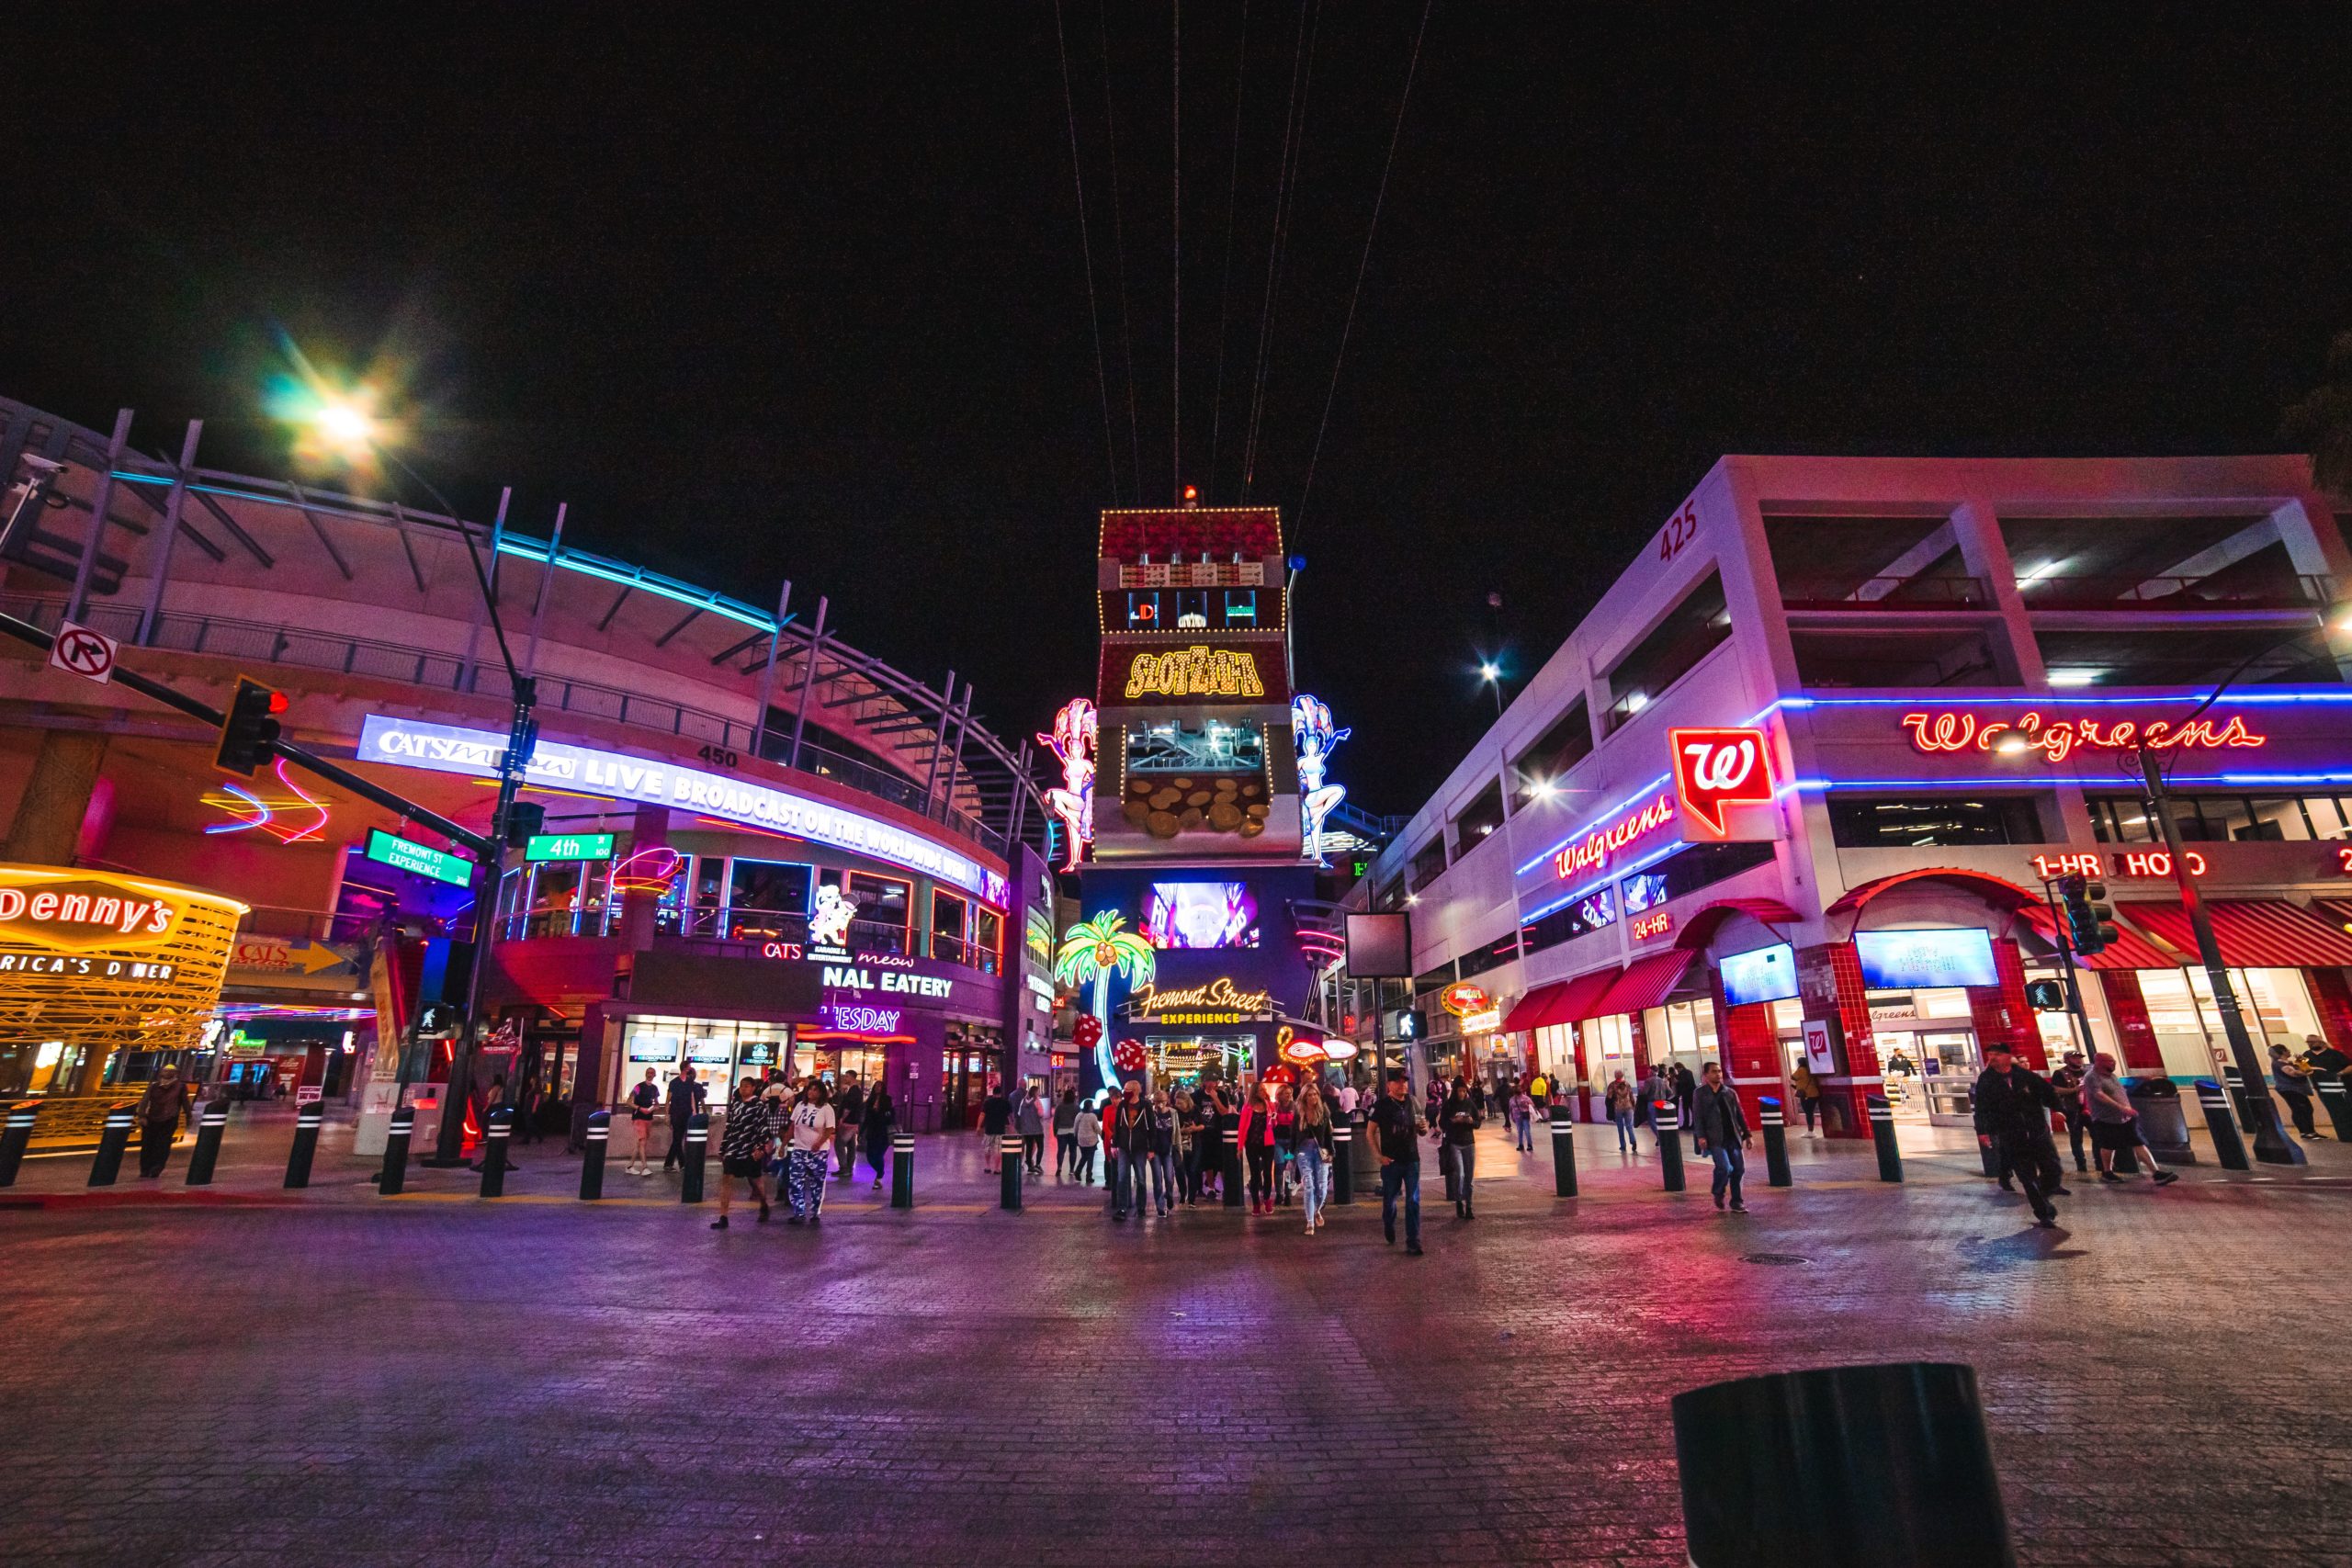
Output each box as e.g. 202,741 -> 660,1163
2128,1076 -> 2194,1166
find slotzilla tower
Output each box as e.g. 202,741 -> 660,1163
1069,502 -> 1321,1097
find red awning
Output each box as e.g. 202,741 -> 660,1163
1591,949 -> 1701,1018
1544,966 -> 1626,1026
1675,897 -> 1802,951
2018,903 -> 2179,972
1826,866 -> 2041,918
2116,899 -> 2352,970
1499,982 -> 1566,1033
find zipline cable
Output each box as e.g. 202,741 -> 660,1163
1205,0 -> 1251,502
1053,0 -> 1122,503
1099,0 -> 1145,502
1240,0 -> 1318,502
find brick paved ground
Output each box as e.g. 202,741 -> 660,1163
6,1111 -> 2351,1566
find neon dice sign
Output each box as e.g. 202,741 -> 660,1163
1668,728 -> 1772,840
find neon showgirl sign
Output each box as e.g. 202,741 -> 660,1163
1902,708 -> 2266,764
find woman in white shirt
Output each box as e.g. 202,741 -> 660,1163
785,1080 -> 838,1224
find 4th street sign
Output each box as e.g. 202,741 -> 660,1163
48,620 -> 118,683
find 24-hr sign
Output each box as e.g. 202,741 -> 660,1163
1668,728 -> 1773,840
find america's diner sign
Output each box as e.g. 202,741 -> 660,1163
356,715 -> 989,897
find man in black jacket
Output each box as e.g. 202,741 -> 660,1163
1690,1063 -> 1751,1213
1973,1043 -> 2066,1227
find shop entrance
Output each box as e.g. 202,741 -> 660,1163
1868,987 -> 1980,1125
1144,1032 -> 1255,1091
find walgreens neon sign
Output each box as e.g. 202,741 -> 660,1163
1903,709 -> 2266,765
1553,790 -> 1677,882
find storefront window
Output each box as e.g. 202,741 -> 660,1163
526,863 -> 582,938
618,1015 -> 791,1109
2086,793 -> 2352,843
842,872 -> 911,955
726,858 -> 812,942
931,889 -> 971,966
2139,966 -> 2326,1078
973,908 -> 1004,976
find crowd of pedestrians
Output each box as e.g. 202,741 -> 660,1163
705,1067 -> 898,1228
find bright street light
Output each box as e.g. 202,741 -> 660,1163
309,396 -> 379,457
1478,662 -> 1499,682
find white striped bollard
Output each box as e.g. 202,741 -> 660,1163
283,1103 -> 324,1189
186,1100 -> 230,1186
89,1101 -> 137,1186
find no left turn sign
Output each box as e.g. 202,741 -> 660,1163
48,620 -> 118,684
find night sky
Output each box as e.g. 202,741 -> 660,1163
6,6 -> 2347,813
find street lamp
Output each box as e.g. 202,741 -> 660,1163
277,382 -> 537,1168
1477,661 -> 1503,720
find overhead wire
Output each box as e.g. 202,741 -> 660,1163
1290,0 -> 1435,556
1240,0 -> 1319,502
1098,0 -> 1145,502
1205,0 -> 1251,502
1052,0 -> 1121,504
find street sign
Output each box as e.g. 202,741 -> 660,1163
48,619 -> 118,683
364,828 -> 474,887
524,830 -> 616,863
295,1085 -> 322,1105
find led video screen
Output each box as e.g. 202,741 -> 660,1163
1141,882 -> 1261,949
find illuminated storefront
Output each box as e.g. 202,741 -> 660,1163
0,865 -> 245,1097
1352,452 -> 2352,1135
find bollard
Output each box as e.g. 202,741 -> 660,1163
579,1110 -> 609,1200
1549,1105 -> 1578,1198
2317,1077 -> 2352,1143
679,1111 -> 707,1202
2194,1080 -> 2250,1171
283,1102 -> 323,1189
87,1101 -> 138,1186
1000,1134 -> 1024,1212
378,1104 -> 414,1195
479,1107 -> 513,1197
1223,1126 -> 1244,1208
1655,1101 -> 1686,1192
1331,1121 -> 1355,1205
1758,1096 -> 1792,1189
185,1100 -> 230,1186
0,1100 -> 40,1188
1672,1361 -> 2016,1568
2220,1066 -> 2262,1134
890,1132 -> 915,1210
1866,1095 -> 1902,1182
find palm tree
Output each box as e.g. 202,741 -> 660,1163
1054,912 -> 1156,1099
2283,330 -> 2352,495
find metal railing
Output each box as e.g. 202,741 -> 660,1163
2017,572 -> 2335,611
1780,574 -> 1995,609
2,592 -> 1007,854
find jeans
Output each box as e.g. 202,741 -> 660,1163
664,1120 -> 690,1168
1379,1160 -> 1421,1247
1997,1129 -> 2064,1222
138,1120 -> 174,1179
1023,1133 -> 1046,1174
1114,1147 -> 1149,1215
1612,1109 -> 1635,1151
1512,1111 -> 1533,1151
866,1128 -> 889,1179
1074,1145 -> 1096,1182
1800,1096 -> 1820,1133
2060,1107 -> 2088,1168
834,1125 -> 857,1176
1706,1142 -> 1746,1205
2284,1090 -> 2317,1138
1296,1145 -> 1329,1225
1149,1151 -> 1173,1211
1055,1130 -> 1076,1177
1442,1140 -> 1476,1208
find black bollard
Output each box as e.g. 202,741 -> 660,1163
2194,1080 -> 2250,1171
0,1100 -> 40,1188
88,1101 -> 138,1186
2317,1077 -> 2352,1143
2220,1066 -> 2262,1134
1672,1361 -> 2016,1568
1758,1096 -> 1792,1189
1331,1121 -> 1355,1205
283,1102 -> 323,1189
378,1104 -> 414,1195
579,1109 -> 609,1200
1223,1126 -> 1244,1207
1549,1105 -> 1578,1197
479,1107 -> 513,1197
1866,1095 -> 1902,1182
679,1111 -> 707,1202
1000,1134 -> 1024,1212
1655,1101 -> 1686,1192
185,1100 -> 230,1186
890,1132 -> 915,1209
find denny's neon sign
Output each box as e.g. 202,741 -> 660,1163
1904,709 -> 2265,765
0,873 -> 184,950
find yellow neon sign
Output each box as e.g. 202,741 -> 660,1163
1124,647 -> 1267,701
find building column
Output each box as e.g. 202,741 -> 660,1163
619,805 -> 670,950
2303,967 -> 2352,1058
1799,941 -> 1880,1138
567,1000 -> 612,1152
1968,937 -> 2044,1069
2,730 -> 110,865
2095,969 -> 2166,1071
1711,965 -> 1781,1125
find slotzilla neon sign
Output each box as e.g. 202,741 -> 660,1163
1903,709 -> 2266,764
1552,790 -> 1677,882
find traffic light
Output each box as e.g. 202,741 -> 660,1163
216,677 -> 286,776
2056,874 -> 2118,956
503,801 -> 547,849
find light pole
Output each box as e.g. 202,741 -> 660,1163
1478,662 -> 1503,720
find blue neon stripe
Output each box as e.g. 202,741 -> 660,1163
1786,772 -> 2352,790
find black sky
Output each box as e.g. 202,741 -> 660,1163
5,6 -> 2348,813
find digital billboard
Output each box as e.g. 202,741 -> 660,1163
1854,928 -> 1997,991
1718,942 -> 1799,1008
1140,882 -> 1260,949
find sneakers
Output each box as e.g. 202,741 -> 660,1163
1406,1243 -> 1425,1256
2154,1169 -> 2179,1186
2099,1171 -> 2124,1184
1729,1201 -> 1747,1213
2050,1186 -> 2073,1197
2036,1216 -> 2057,1229
710,1215 -> 729,1230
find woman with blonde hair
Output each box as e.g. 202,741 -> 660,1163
1291,1082 -> 1335,1233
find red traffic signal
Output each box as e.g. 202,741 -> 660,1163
216,676 -> 286,776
